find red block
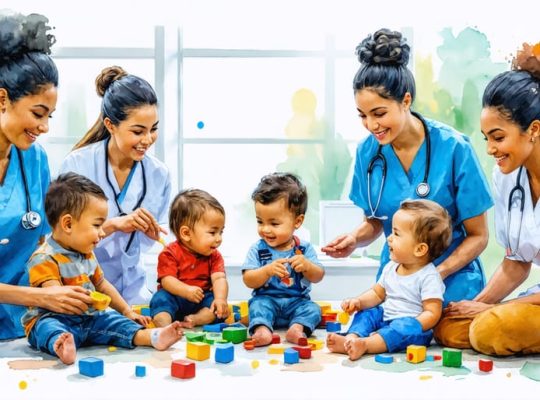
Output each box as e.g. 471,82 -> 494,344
243,340 -> 255,350
292,345 -> 312,359
433,355 -> 442,361
171,359 -> 195,379
297,337 -> 308,346
479,359 -> 493,372
271,333 -> 281,344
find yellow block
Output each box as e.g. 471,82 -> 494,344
186,341 -> 210,361
91,291 -> 111,311
267,344 -> 286,354
406,345 -> 426,364
315,301 -> 332,314
307,338 -> 324,350
131,304 -> 147,315
108,346 -> 117,352
239,301 -> 249,317
337,311 -> 350,325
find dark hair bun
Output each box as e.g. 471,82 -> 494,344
356,28 -> 410,67
0,12 -> 56,65
512,42 -> 540,80
95,66 -> 128,97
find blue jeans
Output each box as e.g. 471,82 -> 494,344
28,312 -> 143,356
346,306 -> 432,352
150,289 -> 217,321
248,295 -> 321,336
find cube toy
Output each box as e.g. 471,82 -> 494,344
268,344 -> 286,354
326,321 -> 342,333
297,337 -> 308,346
79,357 -> 104,378
337,311 -> 350,325
135,365 -> 146,377
315,301 -> 332,314
407,345 -> 426,364
307,338 -> 324,350
284,348 -> 299,364
203,323 -> 227,333
292,345 -> 312,359
215,343 -> 234,364
375,354 -> 394,364
140,306 -> 151,317
186,341 -> 211,361
222,327 -> 247,344
90,291 -> 111,311
479,358 -> 493,372
171,360 -> 195,379
204,333 -> 223,345
271,333 -> 281,344
185,332 -> 206,342
442,348 -> 462,367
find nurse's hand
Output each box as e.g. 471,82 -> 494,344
38,286 -> 92,315
443,300 -> 495,317
113,208 -> 167,240
321,234 -> 357,258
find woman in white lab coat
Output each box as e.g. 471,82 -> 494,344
60,66 -> 171,305
435,43 -> 540,355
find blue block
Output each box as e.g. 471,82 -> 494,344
374,354 -> 394,364
140,307 -> 151,317
215,343 -> 234,364
79,357 -> 104,377
326,321 -> 342,332
284,348 -> 299,364
426,355 -> 435,361
232,305 -> 240,313
135,365 -> 146,377
203,323 -> 226,333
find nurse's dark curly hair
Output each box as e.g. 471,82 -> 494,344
0,12 -> 58,102
353,28 -> 415,102
45,172 -> 108,228
251,172 -> 308,217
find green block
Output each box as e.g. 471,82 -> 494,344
442,348 -> 462,367
222,327 -> 247,344
215,339 -> 229,344
185,332 -> 206,342
204,333 -> 223,344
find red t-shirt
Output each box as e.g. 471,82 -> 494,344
157,241 -> 225,291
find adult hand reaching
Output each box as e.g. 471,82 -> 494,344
321,234 -> 357,258
443,300 -> 494,318
38,286 -> 93,315
111,208 -> 167,241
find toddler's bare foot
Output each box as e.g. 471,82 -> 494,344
54,332 -> 76,365
285,323 -> 306,344
326,333 -> 348,354
345,337 -> 368,361
151,321 -> 184,350
182,316 -> 196,329
251,325 -> 273,347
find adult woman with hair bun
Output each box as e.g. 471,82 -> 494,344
60,66 -> 171,305
436,43 -> 540,355
322,28 -> 493,308
0,12 -> 92,340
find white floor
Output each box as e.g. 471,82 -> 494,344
2,325 -> 540,400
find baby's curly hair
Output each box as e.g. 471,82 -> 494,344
251,173 -> 307,217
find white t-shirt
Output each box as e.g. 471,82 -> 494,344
377,261 -> 445,321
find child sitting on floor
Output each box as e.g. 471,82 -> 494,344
23,173 -> 183,364
242,173 -> 325,346
150,189 -> 229,328
327,199 -> 451,360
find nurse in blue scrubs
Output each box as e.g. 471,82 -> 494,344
322,28 -> 493,306
0,12 -> 91,340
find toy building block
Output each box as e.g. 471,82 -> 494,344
406,345 -> 426,364
284,348 -> 300,364
79,357 -> 104,378
337,311 -> 350,325
271,333 -> 281,344
433,355 -> 442,361
239,301 -> 249,316
131,304 -> 146,314
215,343 -> 234,364
204,332 -> 223,344
375,354 -> 394,364
326,321 -> 342,333
243,340 -> 255,351
185,332 -> 206,342
203,323 -> 226,333
442,348 -> 462,367
222,327 -> 247,344
315,301 -> 332,314
171,359 -> 195,379
307,338 -> 324,350
145,321 -> 156,329
140,306 -> 151,317
187,341 -> 211,361
90,291 -> 111,311
292,345 -> 312,359
479,358 -> 493,372
319,313 -> 338,328
268,344 -> 286,354
297,337 -> 308,346
135,365 -> 146,377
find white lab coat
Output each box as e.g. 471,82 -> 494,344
59,141 -> 171,304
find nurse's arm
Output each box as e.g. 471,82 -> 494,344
474,258 -> 532,304
436,212 -> 489,280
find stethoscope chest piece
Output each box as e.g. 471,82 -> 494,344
416,182 -> 430,198
21,211 -> 42,230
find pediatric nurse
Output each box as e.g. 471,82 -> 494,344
322,28 -> 493,306
60,66 -> 171,305
0,12 -> 92,340
435,43 -> 540,355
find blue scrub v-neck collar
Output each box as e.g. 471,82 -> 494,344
0,146 -> 21,207
382,136 -> 428,188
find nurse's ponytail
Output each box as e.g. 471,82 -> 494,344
353,28 -> 415,103
74,66 -> 158,150
0,12 -> 58,101
482,42 -> 540,132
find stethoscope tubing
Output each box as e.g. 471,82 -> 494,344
506,166 -> 525,256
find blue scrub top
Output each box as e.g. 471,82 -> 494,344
0,144 -> 50,340
350,117 -> 494,305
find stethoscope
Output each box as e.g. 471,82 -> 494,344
505,166 -> 525,257
104,138 -> 147,252
366,111 -> 431,220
